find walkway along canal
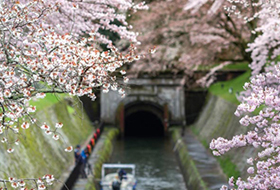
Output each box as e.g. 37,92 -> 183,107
61,124 -> 104,190
171,127 -> 227,190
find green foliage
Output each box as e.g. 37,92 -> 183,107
197,62 -> 249,71
209,70 -> 251,104
67,105 -> 75,114
222,62 -> 250,70
30,93 -> 68,110
217,156 -> 241,179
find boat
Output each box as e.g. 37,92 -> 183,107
100,164 -> 137,190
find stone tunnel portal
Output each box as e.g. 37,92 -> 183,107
124,102 -> 165,137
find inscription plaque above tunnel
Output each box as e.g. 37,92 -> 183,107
101,76 -> 186,135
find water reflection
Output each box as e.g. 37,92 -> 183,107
110,137 -> 187,190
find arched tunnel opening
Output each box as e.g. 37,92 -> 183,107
125,110 -> 165,137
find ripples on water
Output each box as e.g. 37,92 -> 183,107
110,137 -> 187,190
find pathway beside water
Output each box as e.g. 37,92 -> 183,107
71,129 -> 227,190
110,137 -> 187,190
182,129 -> 227,190
72,131 -> 107,190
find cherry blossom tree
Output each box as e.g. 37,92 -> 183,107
185,0 -> 257,60
45,0 -> 148,44
183,0 -> 261,87
0,0 -> 151,188
211,68 -> 280,189
124,0 -> 256,88
186,0 -> 280,189
185,0 -> 280,76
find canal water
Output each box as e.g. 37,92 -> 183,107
110,137 -> 187,190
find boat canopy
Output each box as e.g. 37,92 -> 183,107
102,164 -> 136,179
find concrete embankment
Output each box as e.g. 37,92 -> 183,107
171,128 -> 227,190
171,128 -> 208,190
0,97 -> 93,188
72,127 -> 119,190
171,94 -> 256,189
194,94 -> 256,178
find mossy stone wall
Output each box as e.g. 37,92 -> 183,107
170,128 -> 208,190
84,128 -> 119,190
0,98 -> 93,185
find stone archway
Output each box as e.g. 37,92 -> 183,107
101,76 -> 186,130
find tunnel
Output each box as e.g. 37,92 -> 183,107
124,102 -> 165,137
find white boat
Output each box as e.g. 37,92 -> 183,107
100,164 -> 137,190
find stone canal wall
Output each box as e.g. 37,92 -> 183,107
194,94 -> 256,178
0,97 -> 93,188
171,128 -> 208,190
84,127 -> 119,190
171,94 -> 257,189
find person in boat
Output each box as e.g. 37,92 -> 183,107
118,169 -> 127,181
112,176 -> 121,190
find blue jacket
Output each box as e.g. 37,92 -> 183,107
81,150 -> 87,164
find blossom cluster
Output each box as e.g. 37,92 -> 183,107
12,0 -> 148,44
185,0 -> 280,77
44,0 -> 148,44
182,0 -> 253,87
185,0 -> 280,189
0,175 -> 55,189
0,0 -> 151,153
0,0 -> 150,188
211,67 -> 280,189
246,2 -> 280,76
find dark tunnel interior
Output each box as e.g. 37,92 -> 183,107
125,111 -> 164,137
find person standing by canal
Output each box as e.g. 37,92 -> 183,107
84,150 -> 93,176
80,149 -> 88,178
74,145 -> 81,165
74,145 -> 87,178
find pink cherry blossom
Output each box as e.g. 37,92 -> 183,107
186,1 -> 280,189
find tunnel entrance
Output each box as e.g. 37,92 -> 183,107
125,111 -> 164,137
124,102 -> 165,137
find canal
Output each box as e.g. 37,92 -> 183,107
110,137 -> 187,190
